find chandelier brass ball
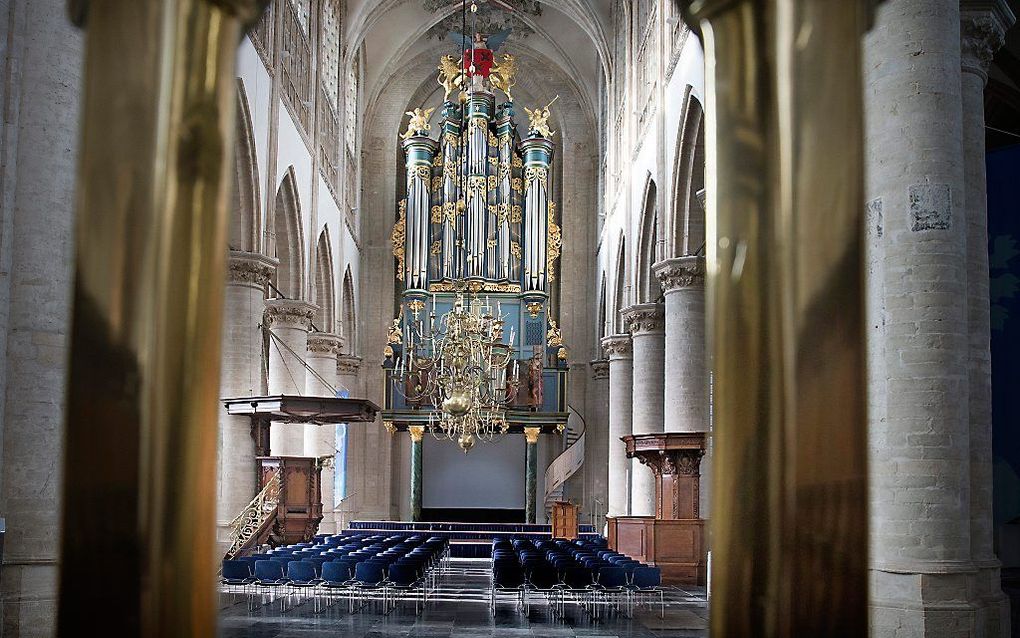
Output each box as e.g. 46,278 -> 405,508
443,390 -> 471,416
458,433 -> 475,452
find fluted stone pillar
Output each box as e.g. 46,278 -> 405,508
216,252 -> 275,549
961,3 -> 1014,635
525,427 -> 540,524
654,256 -> 710,517
264,299 -> 316,456
305,333 -> 343,533
865,2 -> 982,634
602,335 -> 633,518
622,304 -> 665,517
588,360 -> 610,521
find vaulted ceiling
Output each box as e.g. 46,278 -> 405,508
345,0 -> 614,130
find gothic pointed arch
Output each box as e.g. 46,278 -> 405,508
672,92 -> 706,257
613,235 -> 627,333
312,228 -> 337,333
231,78 -> 260,253
272,166 -> 305,299
598,272 -> 608,344
341,265 -> 357,355
636,175 -> 659,303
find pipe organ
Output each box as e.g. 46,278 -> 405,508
384,50 -> 568,439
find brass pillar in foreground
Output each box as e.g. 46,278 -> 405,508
58,1 -> 267,635
682,1 -> 876,635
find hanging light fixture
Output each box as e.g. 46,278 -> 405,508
392,285 -> 520,452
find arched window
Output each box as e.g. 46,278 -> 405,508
272,167 -> 305,299
312,228 -> 336,333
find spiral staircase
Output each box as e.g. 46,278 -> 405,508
543,406 -> 585,522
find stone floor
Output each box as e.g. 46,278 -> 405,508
218,559 -> 709,638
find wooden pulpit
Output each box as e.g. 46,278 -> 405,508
607,432 -> 707,585
258,456 -> 323,545
550,501 -> 579,539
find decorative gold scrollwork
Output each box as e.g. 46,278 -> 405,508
511,204 -> 523,224
547,202 -> 562,282
391,201 -> 406,280
525,166 -> 548,190
431,205 -> 443,223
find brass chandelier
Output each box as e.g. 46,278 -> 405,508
391,284 -> 520,452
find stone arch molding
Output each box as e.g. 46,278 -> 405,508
636,173 -> 659,303
613,233 -> 627,333
232,78 -> 260,253
341,265 -> 357,355
272,166 -> 305,300
671,89 -> 706,258
313,227 -> 337,333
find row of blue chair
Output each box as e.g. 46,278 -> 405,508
490,537 -> 663,618
221,532 -> 449,614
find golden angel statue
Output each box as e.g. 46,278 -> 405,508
524,97 -> 557,138
436,55 -> 463,101
490,53 -> 518,101
400,107 -> 435,140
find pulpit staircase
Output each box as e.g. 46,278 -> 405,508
543,406 -> 585,522
223,470 -> 281,559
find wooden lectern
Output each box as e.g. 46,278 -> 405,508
606,432 -> 707,585
550,501 -> 579,539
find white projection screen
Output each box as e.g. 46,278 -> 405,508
422,435 -> 526,510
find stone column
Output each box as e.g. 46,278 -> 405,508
264,299 -> 316,456
409,425 -> 424,522
865,2 -> 978,634
336,355 -> 363,527
588,360 -> 610,521
602,335 -> 633,518
622,303 -> 665,517
654,256 -> 711,518
961,3 -> 1014,635
653,257 -> 707,433
305,332 -> 343,533
0,1 -> 81,632
217,252 -> 275,548
525,427 -> 540,524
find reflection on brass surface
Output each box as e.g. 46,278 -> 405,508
683,1 -> 873,636
58,0 -> 268,635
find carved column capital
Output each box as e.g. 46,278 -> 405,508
408,425 -> 425,443
307,332 -> 344,355
336,355 -> 363,376
590,359 -> 610,380
600,334 -> 632,360
264,299 -> 316,329
960,1 -> 1014,80
653,256 -> 705,293
524,426 -> 541,445
622,303 -> 665,336
228,250 -> 277,287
